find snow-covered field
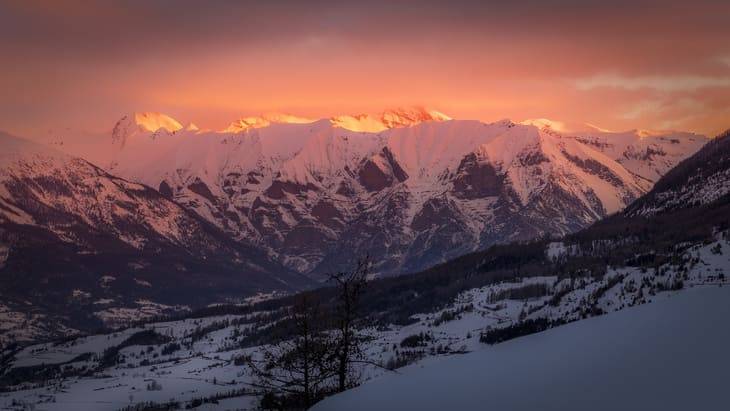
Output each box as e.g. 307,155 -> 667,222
1,233 -> 728,410
314,285 -> 730,411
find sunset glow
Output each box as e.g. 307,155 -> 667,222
1,0 -> 729,138
2,3 -> 730,409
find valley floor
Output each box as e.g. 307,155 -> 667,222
314,285 -> 730,411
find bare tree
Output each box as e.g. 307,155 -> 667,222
328,255 -> 371,393
245,257 -> 379,409
246,295 -> 334,409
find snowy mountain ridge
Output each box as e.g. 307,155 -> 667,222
41,111 -> 707,277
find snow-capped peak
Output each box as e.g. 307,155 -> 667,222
133,112 -> 183,133
520,118 -> 618,134
222,107 -> 451,133
331,107 -> 451,132
224,113 -> 315,133
520,118 -> 568,133
380,107 -> 451,128
111,112 -> 183,146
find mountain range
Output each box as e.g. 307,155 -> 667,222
40,108 -> 706,277
0,108 -> 712,339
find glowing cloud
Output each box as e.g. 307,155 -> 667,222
1,1 -> 728,137
575,74 -> 730,92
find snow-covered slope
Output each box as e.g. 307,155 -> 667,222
314,285 -> 730,411
43,111 -> 706,277
0,132 -> 311,341
570,127 -> 706,185
2,229 -> 728,410
626,129 -> 730,216
0,132 -> 214,249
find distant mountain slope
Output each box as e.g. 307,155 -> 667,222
42,111 -> 707,278
267,126 -> 730,329
625,129 -> 730,216
0,132 -> 311,336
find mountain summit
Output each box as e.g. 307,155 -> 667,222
222,107 -> 451,133
331,107 -> 451,132
224,113 -> 315,133
111,112 -> 183,145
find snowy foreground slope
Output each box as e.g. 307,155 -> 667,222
314,285 -> 730,411
1,230 -> 727,410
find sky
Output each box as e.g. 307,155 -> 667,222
1,0 -> 729,138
